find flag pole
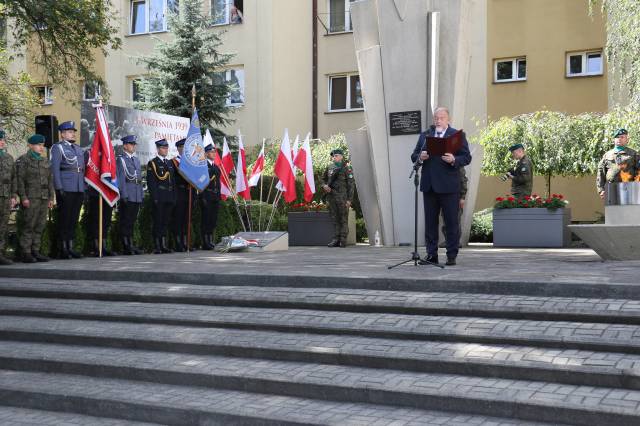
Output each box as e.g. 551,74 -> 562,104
258,138 -> 266,232
218,160 -> 247,232
266,190 -> 282,232
187,84 -> 196,253
260,139 -> 278,231
98,197 -> 103,258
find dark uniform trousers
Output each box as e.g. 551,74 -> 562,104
86,191 -> 113,240
57,191 -> 84,241
147,157 -> 176,241
424,191 -> 460,258
153,201 -> 174,239
119,201 -> 141,238
0,197 -> 12,251
171,184 -> 194,241
200,162 -> 221,237
328,193 -> 349,241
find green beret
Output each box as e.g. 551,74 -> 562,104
0,130 -> 5,139
330,149 -> 344,156
614,128 -> 628,138
28,134 -> 45,145
509,143 -> 524,152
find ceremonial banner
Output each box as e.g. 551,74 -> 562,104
178,108 -> 210,191
84,105 -> 120,206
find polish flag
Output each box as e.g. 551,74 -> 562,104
274,129 -> 297,203
292,134 -> 300,172
235,132 -> 251,200
293,132 -> 316,202
248,139 -> 265,187
220,137 -> 234,200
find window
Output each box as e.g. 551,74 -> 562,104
211,0 -> 243,26
0,17 -> 6,48
132,79 -> 145,102
329,74 -> 363,111
214,68 -> 245,106
130,0 -> 178,34
83,82 -> 101,101
329,0 -> 356,33
35,86 -> 53,105
494,57 -> 527,83
566,50 -> 603,77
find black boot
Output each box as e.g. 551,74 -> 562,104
68,240 -> 83,259
32,251 -> 50,262
183,235 -> 195,251
174,236 -> 184,252
201,234 -> 212,250
21,253 -> 37,263
161,237 -> 173,254
0,254 -> 13,265
59,240 -> 72,260
153,237 -> 163,254
122,237 -> 133,255
327,239 -> 340,247
92,239 -> 101,257
129,237 -> 143,255
208,234 -> 215,251
102,241 -> 117,256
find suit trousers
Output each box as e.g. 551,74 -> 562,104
152,201 -> 174,239
86,195 -> 113,240
57,191 -> 84,241
119,201 -> 141,238
423,191 -> 460,258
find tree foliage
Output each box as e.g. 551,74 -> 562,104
1,0 -> 121,94
0,47 -> 38,144
135,0 -> 233,131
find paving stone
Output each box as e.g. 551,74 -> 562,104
0,407 -> 160,425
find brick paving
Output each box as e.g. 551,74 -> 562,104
0,407 -> 159,425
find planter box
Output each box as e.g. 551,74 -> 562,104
288,210 -> 356,246
493,208 -> 571,248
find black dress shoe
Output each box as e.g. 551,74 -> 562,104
418,255 -> 438,265
21,253 -> 37,263
339,240 -> 347,248
446,257 -> 457,266
327,239 -> 340,247
31,252 -> 50,262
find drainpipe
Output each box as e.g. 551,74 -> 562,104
312,0 -> 318,139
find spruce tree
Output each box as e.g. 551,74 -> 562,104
136,0 -> 234,132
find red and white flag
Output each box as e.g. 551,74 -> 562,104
85,105 -> 119,206
292,134 -> 300,172
219,137 -> 234,200
274,128 -> 297,203
235,132 -> 251,200
293,132 -> 316,203
203,129 -> 222,165
248,139 -> 265,187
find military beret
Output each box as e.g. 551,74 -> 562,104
0,130 -> 5,139
121,135 -> 137,145
154,139 -> 169,147
509,143 -> 524,152
614,128 -> 628,138
175,138 -> 186,147
204,144 -> 214,152
28,134 -> 45,145
58,121 -> 77,131
330,149 -> 344,156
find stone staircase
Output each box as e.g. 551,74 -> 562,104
0,272 -> 640,425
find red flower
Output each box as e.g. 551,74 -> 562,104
508,197 -> 515,202
558,194 -> 564,199
496,197 -> 504,201
524,195 -> 531,201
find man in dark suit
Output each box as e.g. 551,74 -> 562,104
410,107 -> 472,266
199,144 -> 221,250
147,139 -> 176,254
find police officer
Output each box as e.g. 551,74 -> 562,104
0,130 -> 17,265
506,143 -> 534,199
116,135 -> 144,255
321,149 -> 354,248
15,134 -> 54,263
147,139 -> 176,254
199,144 -> 221,250
85,152 -> 117,257
597,128 -> 637,199
171,138 -> 196,252
51,121 -> 85,259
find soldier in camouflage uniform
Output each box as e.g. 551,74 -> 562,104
321,149 -> 355,248
15,134 -> 54,263
439,166 -> 468,249
507,143 -> 533,199
0,130 -> 17,265
597,128 -> 637,199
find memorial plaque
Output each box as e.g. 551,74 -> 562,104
389,111 -> 421,136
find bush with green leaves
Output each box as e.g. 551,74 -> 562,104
469,208 -> 493,243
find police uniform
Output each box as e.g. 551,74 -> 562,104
508,143 -> 534,198
147,139 -> 176,253
321,149 -> 354,247
171,138 -> 196,252
116,135 -> 144,255
51,121 -> 85,259
85,149 -> 117,257
199,145 -> 221,250
597,129 -> 637,196
15,135 -> 54,263
0,130 -> 16,265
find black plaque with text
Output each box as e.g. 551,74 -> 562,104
389,111 -> 421,136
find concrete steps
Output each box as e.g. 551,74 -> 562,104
0,274 -> 638,424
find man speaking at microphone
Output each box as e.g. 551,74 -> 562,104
410,107 -> 471,266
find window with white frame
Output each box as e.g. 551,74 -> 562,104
211,0 -> 243,26
83,82 -> 101,101
35,86 -> 53,105
566,50 -> 603,77
494,57 -> 527,83
130,0 -> 178,35
328,0 -> 357,33
213,68 -> 245,106
329,74 -> 363,111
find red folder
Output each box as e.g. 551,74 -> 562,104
426,130 -> 464,156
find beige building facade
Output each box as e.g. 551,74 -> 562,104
17,0 -> 607,220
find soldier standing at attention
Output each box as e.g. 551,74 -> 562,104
199,144 -> 221,250
15,134 -> 54,263
147,139 -> 176,254
506,143 -> 534,199
321,149 -> 354,248
116,135 -> 144,255
440,166 -> 468,249
0,130 -> 17,265
597,128 -> 637,199
171,138 -> 195,252
51,121 -> 85,259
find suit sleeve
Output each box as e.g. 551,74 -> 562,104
453,133 -> 472,168
459,167 -> 468,199
411,133 -> 426,163
50,145 -> 63,190
146,160 -> 157,201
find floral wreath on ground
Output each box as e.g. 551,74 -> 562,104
494,193 -> 569,210
288,201 -> 328,212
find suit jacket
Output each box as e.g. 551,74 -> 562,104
117,154 -> 144,203
410,126 -> 472,194
200,162 -> 221,203
51,141 -> 86,193
147,156 -> 176,204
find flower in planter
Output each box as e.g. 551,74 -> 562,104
288,201 -> 328,212
494,193 -> 569,210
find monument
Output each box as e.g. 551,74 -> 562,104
345,0 -> 484,246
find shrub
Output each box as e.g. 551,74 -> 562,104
469,208 -> 493,243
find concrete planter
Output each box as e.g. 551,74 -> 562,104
493,208 -> 571,248
288,210 -> 356,246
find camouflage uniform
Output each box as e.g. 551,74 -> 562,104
0,150 -> 16,257
15,150 -> 54,257
440,167 -> 468,248
322,162 -> 355,245
510,155 -> 534,198
596,147 -> 638,194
